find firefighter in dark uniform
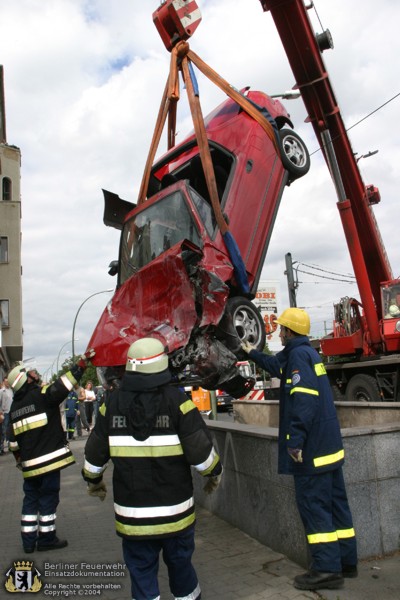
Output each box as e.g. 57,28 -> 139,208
242,308 -> 357,592
82,337 -> 222,600
7,351 -> 94,553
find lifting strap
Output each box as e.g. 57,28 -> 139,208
136,40 -> 279,293
137,41 -> 278,213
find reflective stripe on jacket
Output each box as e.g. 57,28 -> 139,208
9,370 -> 80,478
83,378 -> 221,539
249,336 -> 344,475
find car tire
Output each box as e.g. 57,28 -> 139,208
226,296 -> 266,359
278,128 -> 310,181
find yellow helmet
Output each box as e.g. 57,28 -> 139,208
276,308 -> 310,335
126,338 -> 168,374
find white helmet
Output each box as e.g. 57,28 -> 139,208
8,363 -> 28,392
389,304 -> 400,317
126,338 -> 168,374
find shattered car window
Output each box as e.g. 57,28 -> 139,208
188,186 -> 216,237
120,191 -> 201,284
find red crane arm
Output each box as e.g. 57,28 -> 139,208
260,0 -> 392,321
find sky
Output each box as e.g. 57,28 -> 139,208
0,0 -> 399,377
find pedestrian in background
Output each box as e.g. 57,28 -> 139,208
82,337 -> 222,600
75,384 -> 90,435
242,308 -> 357,592
8,351 -> 94,553
83,381 -> 96,428
64,390 -> 78,441
0,377 -> 13,454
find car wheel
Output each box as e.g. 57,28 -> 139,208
278,128 -> 310,181
226,297 -> 266,357
344,374 -> 381,402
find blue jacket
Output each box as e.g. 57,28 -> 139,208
249,336 -> 344,475
64,392 -> 78,419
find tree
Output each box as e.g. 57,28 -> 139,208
51,355 -> 99,387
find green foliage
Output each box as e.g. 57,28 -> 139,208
50,355 -> 99,387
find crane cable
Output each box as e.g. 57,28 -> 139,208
137,39 -> 280,239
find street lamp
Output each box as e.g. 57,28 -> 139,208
270,90 -> 301,100
355,149 -> 379,163
56,339 -> 79,374
71,289 -> 114,357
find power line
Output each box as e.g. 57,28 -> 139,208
346,93 -> 400,132
298,278 -> 355,284
296,261 -> 356,280
309,91 -> 400,157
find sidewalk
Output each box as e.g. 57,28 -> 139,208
0,436 -> 398,599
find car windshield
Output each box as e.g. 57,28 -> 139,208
120,190 -> 201,284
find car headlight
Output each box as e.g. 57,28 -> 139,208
395,321 -> 400,333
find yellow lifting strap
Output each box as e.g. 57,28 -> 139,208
137,40 -> 279,238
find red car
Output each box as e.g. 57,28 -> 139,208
89,88 -> 310,395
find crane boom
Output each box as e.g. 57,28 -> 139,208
260,0 -> 392,334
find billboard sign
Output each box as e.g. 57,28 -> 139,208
253,281 -> 281,346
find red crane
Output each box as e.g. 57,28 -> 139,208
260,0 -> 400,401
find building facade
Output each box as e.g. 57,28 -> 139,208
0,65 -> 23,378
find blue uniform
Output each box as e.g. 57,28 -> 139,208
64,392 -> 78,440
249,335 -> 357,573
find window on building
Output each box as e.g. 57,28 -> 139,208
0,236 -> 8,262
0,299 -> 9,327
2,177 -> 12,201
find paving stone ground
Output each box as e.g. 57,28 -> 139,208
1,436 -> 398,599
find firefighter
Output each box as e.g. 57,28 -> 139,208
7,350 -> 95,553
242,308 -> 357,591
82,337 -> 222,600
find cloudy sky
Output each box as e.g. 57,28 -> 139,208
1,0 -> 399,376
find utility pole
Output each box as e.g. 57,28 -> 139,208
285,252 -> 298,307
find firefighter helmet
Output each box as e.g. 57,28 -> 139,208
126,338 -> 168,374
8,363 -> 28,392
276,308 -> 310,335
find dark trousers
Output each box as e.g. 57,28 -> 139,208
122,526 -> 200,600
66,416 -> 75,439
75,402 -> 89,434
84,402 -> 94,426
294,467 -> 357,573
0,412 -> 10,452
21,471 -> 60,549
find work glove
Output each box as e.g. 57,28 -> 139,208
287,448 -> 303,463
241,341 -> 255,354
16,461 -> 23,472
87,480 -> 107,501
203,474 -> 222,495
77,348 -> 96,369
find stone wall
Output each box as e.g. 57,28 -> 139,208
194,420 -> 400,567
232,399 -> 400,429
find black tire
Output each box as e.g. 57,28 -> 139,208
344,374 -> 382,402
278,128 -> 310,180
331,383 -> 345,402
226,297 -> 266,357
